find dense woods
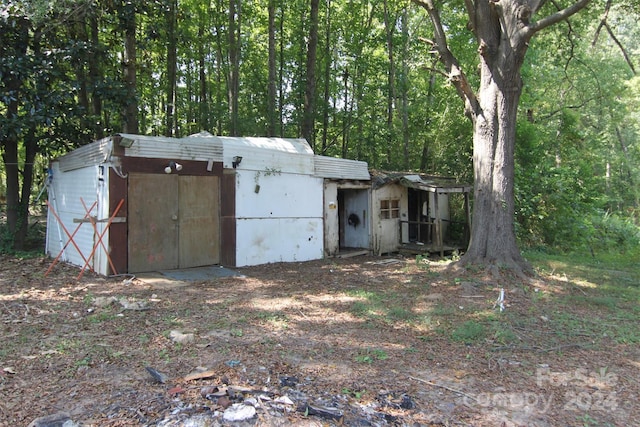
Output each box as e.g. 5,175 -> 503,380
1,0 -> 639,258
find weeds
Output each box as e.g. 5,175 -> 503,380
354,348 -> 389,364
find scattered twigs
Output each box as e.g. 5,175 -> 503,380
409,375 -> 476,402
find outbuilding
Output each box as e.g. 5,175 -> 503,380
370,170 -> 472,256
45,133 -> 369,275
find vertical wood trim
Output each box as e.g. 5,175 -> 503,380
220,172 -> 237,266
108,168 -> 128,274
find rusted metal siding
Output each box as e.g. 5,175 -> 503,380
313,156 -> 370,180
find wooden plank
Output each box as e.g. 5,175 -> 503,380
73,217 -> 127,223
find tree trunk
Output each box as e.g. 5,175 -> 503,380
198,13 -> 209,132
122,2 -> 138,134
320,0 -> 331,154
459,7 -> 530,275
228,0 -> 240,136
382,0 -> 395,167
166,0 -> 177,137
420,70 -> 436,171
400,8 -> 410,170
266,0 -> 277,137
1,16 -> 29,250
89,16 -> 104,139
302,0 -> 319,148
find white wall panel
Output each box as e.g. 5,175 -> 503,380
234,218 -> 323,267
235,172 -> 323,219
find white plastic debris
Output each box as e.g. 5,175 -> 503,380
495,288 -> 505,311
222,403 -> 256,422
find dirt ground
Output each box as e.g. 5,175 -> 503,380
0,254 -> 638,426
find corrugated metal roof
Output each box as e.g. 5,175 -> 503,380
371,170 -> 471,193
57,137 -> 112,172
313,156 -> 370,180
120,134 -> 224,161
221,136 -> 313,155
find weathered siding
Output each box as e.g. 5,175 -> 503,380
46,162 -> 109,274
323,182 -> 339,256
371,184 -> 407,255
235,217 -> 323,267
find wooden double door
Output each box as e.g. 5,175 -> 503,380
128,173 -> 220,272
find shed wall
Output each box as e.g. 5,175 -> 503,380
371,184 -> 407,255
233,171 -> 324,266
46,162 -> 109,274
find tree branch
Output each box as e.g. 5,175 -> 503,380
602,23 -> 636,75
411,0 -> 479,118
527,0 -> 592,35
591,0 -> 611,46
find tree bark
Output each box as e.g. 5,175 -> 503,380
400,7 -> 410,170
320,0 -> 332,154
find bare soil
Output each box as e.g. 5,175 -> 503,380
0,254 -> 638,426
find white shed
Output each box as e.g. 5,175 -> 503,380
45,133 -> 370,275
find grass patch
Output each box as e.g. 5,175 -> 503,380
451,321 -> 485,343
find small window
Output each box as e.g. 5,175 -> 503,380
380,199 -> 400,219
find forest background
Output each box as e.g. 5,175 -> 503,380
0,0 -> 639,257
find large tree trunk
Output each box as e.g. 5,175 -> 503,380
382,0 -> 395,167
462,64 -> 529,274
459,5 -> 531,275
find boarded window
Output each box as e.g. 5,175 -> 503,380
380,199 -> 399,219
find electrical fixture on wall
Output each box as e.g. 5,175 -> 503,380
232,156 -> 243,169
164,161 -> 183,174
